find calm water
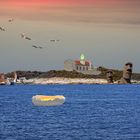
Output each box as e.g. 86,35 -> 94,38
0,84 -> 140,140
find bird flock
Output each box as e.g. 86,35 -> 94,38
0,18 -> 60,50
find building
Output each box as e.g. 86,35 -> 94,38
64,54 -> 101,75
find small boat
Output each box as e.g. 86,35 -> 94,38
32,95 -> 65,106
0,82 -> 6,85
10,81 -> 15,85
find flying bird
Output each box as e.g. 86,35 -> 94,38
32,45 -> 38,48
32,45 -> 43,49
20,33 -> 25,38
25,37 -> 31,40
0,27 -> 6,31
20,33 -> 31,40
50,40 -> 55,42
50,39 -> 60,42
8,18 -> 14,22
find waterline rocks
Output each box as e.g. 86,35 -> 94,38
119,63 -> 133,84
106,70 -> 114,84
26,77 -> 107,85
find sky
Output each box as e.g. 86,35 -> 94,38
0,0 -> 140,73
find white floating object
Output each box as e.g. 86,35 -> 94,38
32,95 -> 65,106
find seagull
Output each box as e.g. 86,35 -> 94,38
50,39 -> 60,42
20,33 -> 31,40
0,27 -> 6,31
32,45 -> 38,48
32,45 -> 43,49
8,18 -> 14,22
50,40 -> 56,42
20,33 -> 25,38
25,37 -> 31,40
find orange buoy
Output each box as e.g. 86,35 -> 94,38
32,95 -> 65,106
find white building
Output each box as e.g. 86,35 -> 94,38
64,54 -> 101,75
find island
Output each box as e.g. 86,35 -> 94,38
1,66 -> 140,85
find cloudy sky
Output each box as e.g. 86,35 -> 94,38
0,0 -> 140,73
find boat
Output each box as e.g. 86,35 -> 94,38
32,95 -> 65,106
10,81 -> 15,85
0,82 -> 6,85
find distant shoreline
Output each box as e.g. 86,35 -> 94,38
23,77 -> 140,85
24,77 -> 107,85
2,69 -> 140,85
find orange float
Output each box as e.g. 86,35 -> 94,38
32,95 -> 65,106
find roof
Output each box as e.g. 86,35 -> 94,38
75,60 -> 90,66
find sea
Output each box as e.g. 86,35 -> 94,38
0,84 -> 140,140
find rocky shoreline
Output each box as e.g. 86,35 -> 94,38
23,77 -> 108,85
2,68 -> 140,85
23,77 -> 140,85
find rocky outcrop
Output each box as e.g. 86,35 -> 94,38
106,70 -> 114,83
24,77 -> 107,85
118,63 -> 133,84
